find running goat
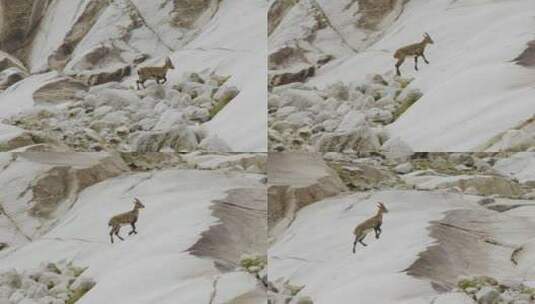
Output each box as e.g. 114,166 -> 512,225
108,198 -> 145,243
136,57 -> 175,89
394,33 -> 434,76
352,202 -> 388,253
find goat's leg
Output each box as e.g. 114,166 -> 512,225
374,226 -> 382,239
128,222 -> 137,235
395,57 -> 404,76
161,76 -> 167,84
352,235 -> 359,254
114,227 -> 124,241
422,53 -> 430,64
358,234 -> 368,247
414,56 -> 419,71
109,227 -> 115,243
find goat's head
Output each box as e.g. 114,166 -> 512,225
134,198 -> 145,209
165,57 -> 175,69
423,32 -> 434,44
377,202 -> 388,213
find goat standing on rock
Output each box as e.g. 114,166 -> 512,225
394,33 -> 434,76
108,198 -> 145,244
352,202 -> 388,254
136,56 -> 175,90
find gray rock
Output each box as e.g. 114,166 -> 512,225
394,162 -> 413,174
198,135 -> 232,152
381,137 -> 414,161
0,67 -> 26,90
213,85 -> 239,103
293,296 -> 314,304
336,110 -> 366,133
475,286 -> 500,304
432,292 -> 476,304
315,127 -> 380,152
280,89 -> 323,110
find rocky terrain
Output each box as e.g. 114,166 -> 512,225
433,276 -> 535,304
4,70 -> 239,152
0,151 -> 267,303
268,0 -> 535,152
0,262 -> 95,304
0,0 -> 267,152
268,151 -> 535,303
268,73 -> 420,152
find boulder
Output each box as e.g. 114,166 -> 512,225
381,137 -> 414,161
268,153 -> 347,239
315,127 -> 381,152
475,286 -> 500,304
32,77 -> 88,104
432,292 -> 476,304
270,65 -> 315,87
279,89 -> 323,110
394,162 -> 413,174
336,110 -> 366,133
198,135 -> 233,152
0,67 -> 26,90
335,163 -> 399,191
213,85 -> 239,103
134,127 -> 199,152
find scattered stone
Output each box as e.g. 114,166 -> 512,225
475,286 -> 500,304
0,262 -> 92,304
5,71 -> 238,152
269,73 -> 419,152
394,162 -> 413,174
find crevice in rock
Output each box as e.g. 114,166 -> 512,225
268,0 -> 298,36
124,173 -> 154,193
0,201 -> 32,241
308,0 -> 359,53
122,0 -> 175,52
0,153 -> 18,173
47,0 -> 111,71
511,246 -> 523,265
208,275 -> 220,304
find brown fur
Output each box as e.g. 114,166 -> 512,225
352,202 -> 389,253
394,33 -> 434,76
108,198 -> 145,243
136,57 -> 175,89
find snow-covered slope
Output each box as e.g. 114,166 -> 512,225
270,0 -> 535,152
0,152 -> 267,303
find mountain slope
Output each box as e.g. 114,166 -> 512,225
0,153 -> 267,303
0,0 -> 267,152
270,0 -> 535,152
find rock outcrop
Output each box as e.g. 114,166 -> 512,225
268,152 -> 347,240
0,152 -> 128,244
